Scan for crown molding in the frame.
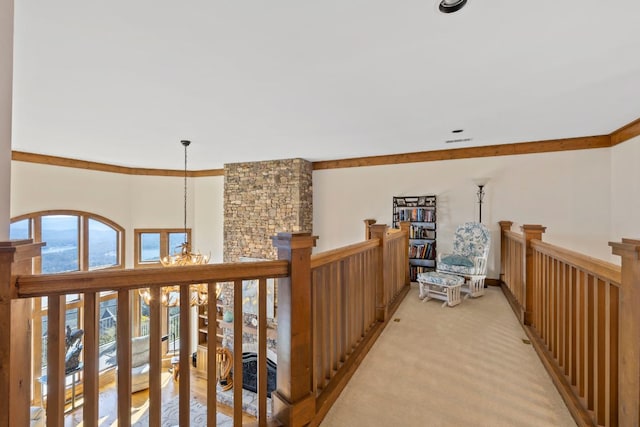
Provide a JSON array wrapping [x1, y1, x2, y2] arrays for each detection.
[[312, 135, 611, 170], [610, 117, 640, 146], [11, 151, 224, 177], [10, 116, 640, 174]]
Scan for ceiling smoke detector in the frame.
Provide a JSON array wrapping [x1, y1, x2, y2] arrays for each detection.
[[439, 0, 467, 13]]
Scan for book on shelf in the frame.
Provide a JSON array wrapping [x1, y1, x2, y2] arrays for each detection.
[[409, 225, 436, 239], [409, 242, 436, 260], [397, 208, 435, 223]]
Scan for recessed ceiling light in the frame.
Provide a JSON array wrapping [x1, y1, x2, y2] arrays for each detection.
[[439, 0, 468, 14]]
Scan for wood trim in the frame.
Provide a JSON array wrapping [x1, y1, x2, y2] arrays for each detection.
[[10, 117, 639, 173], [16, 260, 290, 297], [132, 228, 191, 268], [11, 151, 224, 177], [312, 135, 612, 170], [610, 117, 640, 146], [524, 324, 594, 427]]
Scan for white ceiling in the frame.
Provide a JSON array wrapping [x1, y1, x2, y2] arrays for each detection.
[[10, 1, 640, 170]]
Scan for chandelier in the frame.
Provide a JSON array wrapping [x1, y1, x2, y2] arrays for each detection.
[[138, 140, 220, 307]]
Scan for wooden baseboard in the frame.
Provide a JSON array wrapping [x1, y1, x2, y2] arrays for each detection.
[[499, 282, 525, 324], [523, 326, 594, 427], [485, 278, 501, 287], [496, 284, 594, 426]]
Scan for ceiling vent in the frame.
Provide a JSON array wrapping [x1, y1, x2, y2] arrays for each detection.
[[445, 137, 472, 144], [439, 0, 468, 13]]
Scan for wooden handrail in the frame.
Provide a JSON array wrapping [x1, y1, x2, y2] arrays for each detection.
[[311, 239, 379, 269], [15, 260, 289, 297], [504, 229, 525, 242], [531, 240, 621, 285]]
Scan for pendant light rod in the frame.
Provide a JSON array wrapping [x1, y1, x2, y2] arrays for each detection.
[[181, 139, 191, 246]]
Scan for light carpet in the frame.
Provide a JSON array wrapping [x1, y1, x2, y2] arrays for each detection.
[[132, 395, 232, 427], [321, 285, 576, 427]]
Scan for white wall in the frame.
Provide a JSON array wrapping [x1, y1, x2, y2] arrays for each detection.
[[10, 144, 627, 278], [0, 0, 13, 240], [194, 176, 224, 263], [313, 148, 613, 278], [10, 162, 190, 267], [611, 135, 640, 250]]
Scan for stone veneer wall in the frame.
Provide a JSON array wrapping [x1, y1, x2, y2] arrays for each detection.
[[223, 158, 313, 262], [221, 158, 313, 350]]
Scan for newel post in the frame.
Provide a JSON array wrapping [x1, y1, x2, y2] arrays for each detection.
[[498, 221, 513, 285], [0, 240, 43, 427], [370, 224, 390, 322], [520, 225, 546, 326], [363, 219, 377, 240], [271, 232, 318, 427], [398, 222, 411, 286], [609, 238, 640, 426]]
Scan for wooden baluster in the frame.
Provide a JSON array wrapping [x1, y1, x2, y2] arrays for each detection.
[[206, 282, 218, 427], [47, 295, 66, 427], [257, 278, 268, 426], [83, 291, 100, 427], [0, 240, 41, 427], [233, 279, 243, 426], [116, 289, 132, 426], [609, 238, 640, 426], [149, 286, 162, 427], [179, 284, 191, 427], [271, 232, 318, 427]]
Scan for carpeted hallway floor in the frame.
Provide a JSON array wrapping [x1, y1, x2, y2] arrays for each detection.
[[321, 285, 576, 427]]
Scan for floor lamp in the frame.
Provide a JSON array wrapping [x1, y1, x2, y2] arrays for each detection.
[[473, 178, 489, 223]]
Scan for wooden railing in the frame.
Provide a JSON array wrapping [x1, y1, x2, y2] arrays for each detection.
[[499, 221, 639, 427], [308, 223, 409, 424], [0, 223, 410, 427]]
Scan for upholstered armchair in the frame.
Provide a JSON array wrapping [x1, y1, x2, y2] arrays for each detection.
[[437, 222, 491, 297], [131, 335, 150, 393]]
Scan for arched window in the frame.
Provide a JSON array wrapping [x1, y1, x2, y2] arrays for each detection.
[[10, 211, 125, 401], [11, 210, 125, 273]]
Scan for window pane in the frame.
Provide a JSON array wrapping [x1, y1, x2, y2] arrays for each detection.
[[169, 232, 187, 256], [40, 315, 48, 371], [88, 218, 118, 269], [140, 233, 160, 262], [99, 298, 117, 370], [140, 300, 150, 336], [41, 215, 79, 273], [168, 306, 181, 352], [9, 219, 30, 239]]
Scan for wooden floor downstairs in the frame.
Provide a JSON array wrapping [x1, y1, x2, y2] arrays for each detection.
[[62, 370, 255, 426], [58, 285, 576, 426]]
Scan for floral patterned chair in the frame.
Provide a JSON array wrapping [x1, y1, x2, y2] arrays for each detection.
[[437, 222, 491, 298]]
